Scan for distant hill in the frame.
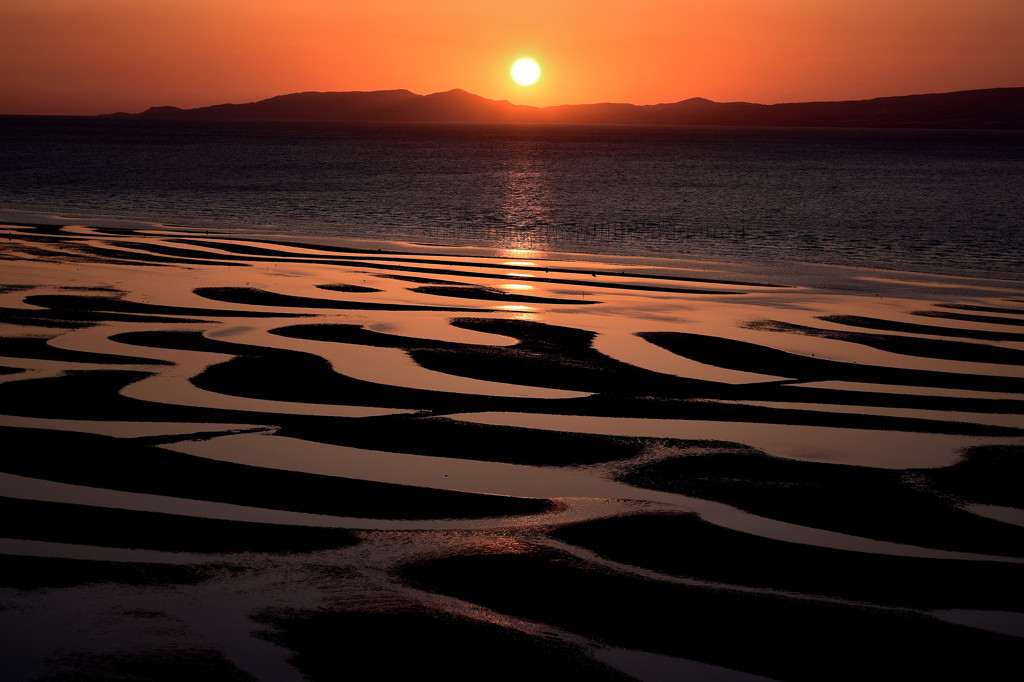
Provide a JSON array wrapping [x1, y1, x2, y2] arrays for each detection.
[[102, 87, 1024, 129]]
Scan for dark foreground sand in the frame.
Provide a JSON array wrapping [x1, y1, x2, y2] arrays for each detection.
[[1, 222, 1023, 681]]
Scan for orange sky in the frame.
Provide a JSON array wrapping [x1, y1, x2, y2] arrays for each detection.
[[2, 0, 1022, 115]]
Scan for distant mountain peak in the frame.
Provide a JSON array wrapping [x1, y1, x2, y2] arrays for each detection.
[[140, 105, 185, 115]]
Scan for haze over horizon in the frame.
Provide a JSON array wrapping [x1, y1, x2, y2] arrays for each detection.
[[2, 1, 1023, 116]]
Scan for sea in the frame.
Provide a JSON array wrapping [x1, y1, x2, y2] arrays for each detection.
[[2, 115, 1022, 279]]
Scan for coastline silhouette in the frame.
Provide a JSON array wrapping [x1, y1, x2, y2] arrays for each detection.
[[100, 87, 1024, 129]]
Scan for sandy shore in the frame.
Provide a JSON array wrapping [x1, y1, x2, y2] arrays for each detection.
[[1, 221, 1023, 681]]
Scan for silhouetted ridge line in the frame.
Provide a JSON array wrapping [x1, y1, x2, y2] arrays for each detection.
[[101, 87, 1024, 129]]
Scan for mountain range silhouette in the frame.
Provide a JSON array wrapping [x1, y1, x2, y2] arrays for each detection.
[[104, 87, 1024, 129]]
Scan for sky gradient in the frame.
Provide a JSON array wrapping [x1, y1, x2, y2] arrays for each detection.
[[2, 0, 1023, 116]]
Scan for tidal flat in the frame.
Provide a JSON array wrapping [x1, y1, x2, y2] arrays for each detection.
[[1, 222, 1023, 681]]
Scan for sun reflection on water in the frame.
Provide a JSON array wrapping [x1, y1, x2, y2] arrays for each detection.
[[494, 147, 556, 257]]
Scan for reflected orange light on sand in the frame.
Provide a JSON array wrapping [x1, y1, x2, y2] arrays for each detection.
[[502, 283, 534, 291], [504, 272, 535, 278], [503, 261, 537, 267]]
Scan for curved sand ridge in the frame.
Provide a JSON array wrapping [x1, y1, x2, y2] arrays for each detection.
[[2, 223, 1024, 681]]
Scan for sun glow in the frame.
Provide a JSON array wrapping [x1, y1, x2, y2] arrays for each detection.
[[511, 58, 541, 86]]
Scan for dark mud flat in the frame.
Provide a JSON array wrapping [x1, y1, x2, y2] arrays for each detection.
[[0, 554, 214, 590], [1, 224, 1023, 681], [552, 513, 1024, 610], [258, 608, 633, 682], [0, 426, 553, 520], [615, 446, 1024, 555], [402, 547, 1023, 682], [0, 496, 358, 553]]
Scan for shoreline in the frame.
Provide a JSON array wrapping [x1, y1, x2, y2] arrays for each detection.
[[4, 205, 1024, 288]]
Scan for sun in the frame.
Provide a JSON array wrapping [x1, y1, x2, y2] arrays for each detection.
[[511, 58, 541, 86]]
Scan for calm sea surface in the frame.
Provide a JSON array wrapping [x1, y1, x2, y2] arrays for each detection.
[[2, 116, 1022, 279]]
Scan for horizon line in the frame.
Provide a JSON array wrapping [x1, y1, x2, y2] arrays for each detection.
[[2, 84, 1023, 118], [132, 84, 1024, 114]]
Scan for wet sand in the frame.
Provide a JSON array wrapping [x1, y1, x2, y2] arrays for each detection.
[[1, 222, 1023, 681]]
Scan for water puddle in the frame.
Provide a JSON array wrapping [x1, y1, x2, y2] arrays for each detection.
[[791, 381, 1024, 400], [718, 399, 1024, 430], [441, 412, 1022, 469]]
